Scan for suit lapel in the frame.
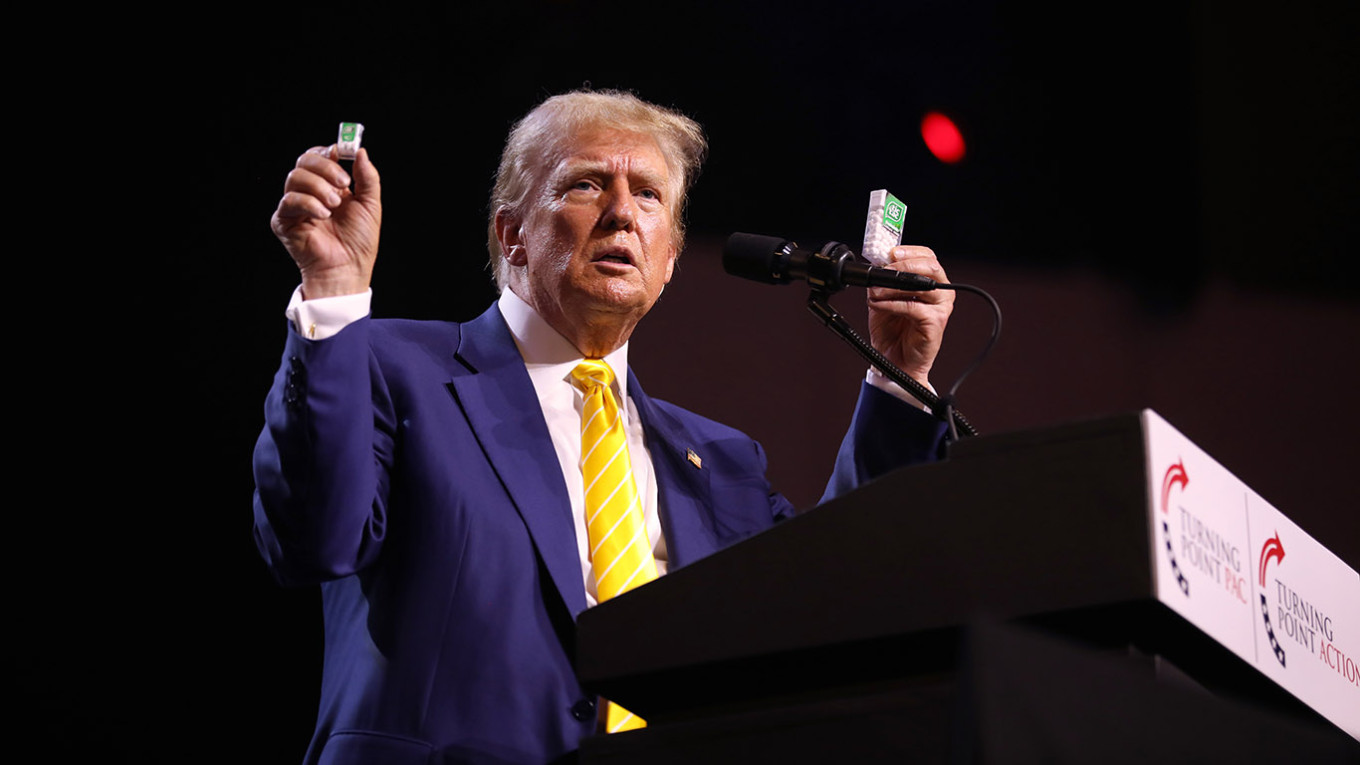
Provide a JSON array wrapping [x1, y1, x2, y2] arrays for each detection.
[[446, 306, 589, 618], [628, 370, 718, 569]]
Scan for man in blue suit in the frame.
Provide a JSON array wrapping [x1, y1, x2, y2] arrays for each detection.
[[254, 90, 954, 764]]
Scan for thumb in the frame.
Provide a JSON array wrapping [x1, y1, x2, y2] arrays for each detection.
[[352, 148, 382, 207]]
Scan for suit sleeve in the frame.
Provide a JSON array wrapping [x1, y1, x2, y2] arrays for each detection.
[[819, 381, 949, 504], [252, 317, 395, 586]]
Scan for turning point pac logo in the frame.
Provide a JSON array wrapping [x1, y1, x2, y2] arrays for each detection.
[[1159, 459, 1248, 605], [1160, 460, 1191, 596]]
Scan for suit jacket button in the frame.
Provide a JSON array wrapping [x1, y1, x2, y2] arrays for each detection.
[[570, 699, 596, 721]]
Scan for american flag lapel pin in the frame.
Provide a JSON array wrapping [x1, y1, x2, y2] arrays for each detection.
[[686, 449, 702, 469]]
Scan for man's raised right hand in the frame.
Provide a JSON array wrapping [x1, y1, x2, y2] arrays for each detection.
[[270, 145, 382, 299]]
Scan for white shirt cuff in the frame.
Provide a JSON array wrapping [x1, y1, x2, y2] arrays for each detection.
[[285, 286, 372, 340], [865, 366, 934, 412]]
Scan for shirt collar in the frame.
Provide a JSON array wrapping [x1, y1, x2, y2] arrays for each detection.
[[498, 288, 630, 401]]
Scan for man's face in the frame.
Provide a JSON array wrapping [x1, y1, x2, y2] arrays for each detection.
[[503, 127, 677, 349]]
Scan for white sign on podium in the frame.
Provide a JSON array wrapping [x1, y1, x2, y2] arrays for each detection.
[[1143, 410, 1359, 739]]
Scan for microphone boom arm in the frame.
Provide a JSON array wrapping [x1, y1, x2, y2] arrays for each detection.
[[805, 287, 979, 439]]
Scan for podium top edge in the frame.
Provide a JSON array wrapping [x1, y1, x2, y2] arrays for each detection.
[[948, 409, 1154, 461]]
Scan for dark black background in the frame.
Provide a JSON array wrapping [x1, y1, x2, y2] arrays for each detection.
[[27, 2, 1357, 760]]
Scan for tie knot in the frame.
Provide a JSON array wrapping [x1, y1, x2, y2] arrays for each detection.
[[571, 359, 615, 392]]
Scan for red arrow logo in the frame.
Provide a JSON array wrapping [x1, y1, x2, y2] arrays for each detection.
[[1161, 460, 1189, 514], [1259, 532, 1286, 587]]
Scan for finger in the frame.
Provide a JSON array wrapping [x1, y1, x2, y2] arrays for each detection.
[[294, 146, 352, 190], [351, 148, 382, 206], [869, 288, 953, 309], [869, 270, 955, 306], [282, 166, 347, 209], [303, 144, 341, 162], [275, 190, 334, 222], [886, 245, 949, 284]]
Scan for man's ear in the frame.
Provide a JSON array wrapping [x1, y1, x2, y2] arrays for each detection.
[[494, 207, 527, 266]]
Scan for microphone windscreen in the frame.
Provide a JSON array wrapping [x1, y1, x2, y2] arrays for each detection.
[[722, 233, 791, 284]]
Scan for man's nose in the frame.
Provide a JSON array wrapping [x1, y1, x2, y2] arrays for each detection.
[[600, 185, 637, 231]]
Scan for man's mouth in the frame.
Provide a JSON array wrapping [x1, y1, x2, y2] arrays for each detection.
[[593, 248, 635, 267]]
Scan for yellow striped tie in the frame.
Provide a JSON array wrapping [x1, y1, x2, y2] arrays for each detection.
[[572, 359, 656, 733]]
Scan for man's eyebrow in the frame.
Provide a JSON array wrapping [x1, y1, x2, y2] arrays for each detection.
[[547, 159, 607, 187], [630, 166, 669, 188], [556, 158, 608, 176], [552, 159, 669, 190]]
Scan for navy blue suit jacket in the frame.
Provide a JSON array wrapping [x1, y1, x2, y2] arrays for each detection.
[[253, 304, 946, 765]]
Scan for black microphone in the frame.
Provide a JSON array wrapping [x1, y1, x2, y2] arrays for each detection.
[[723, 232, 939, 293]]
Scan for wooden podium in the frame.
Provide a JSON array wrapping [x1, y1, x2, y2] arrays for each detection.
[[575, 412, 1358, 762]]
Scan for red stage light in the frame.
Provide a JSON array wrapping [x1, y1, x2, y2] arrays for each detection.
[[921, 112, 966, 164]]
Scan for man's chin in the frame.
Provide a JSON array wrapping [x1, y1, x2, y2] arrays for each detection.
[[576, 283, 657, 318]]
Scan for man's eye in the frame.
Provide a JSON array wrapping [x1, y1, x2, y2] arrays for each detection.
[[638, 188, 660, 200]]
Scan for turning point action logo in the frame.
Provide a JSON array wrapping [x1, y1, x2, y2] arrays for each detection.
[[1258, 533, 1288, 666], [1258, 532, 1357, 687]]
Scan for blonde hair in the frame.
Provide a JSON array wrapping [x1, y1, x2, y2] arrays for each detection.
[[487, 89, 707, 289]]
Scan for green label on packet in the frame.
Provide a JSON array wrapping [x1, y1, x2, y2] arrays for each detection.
[[882, 193, 906, 235], [340, 123, 358, 141]]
